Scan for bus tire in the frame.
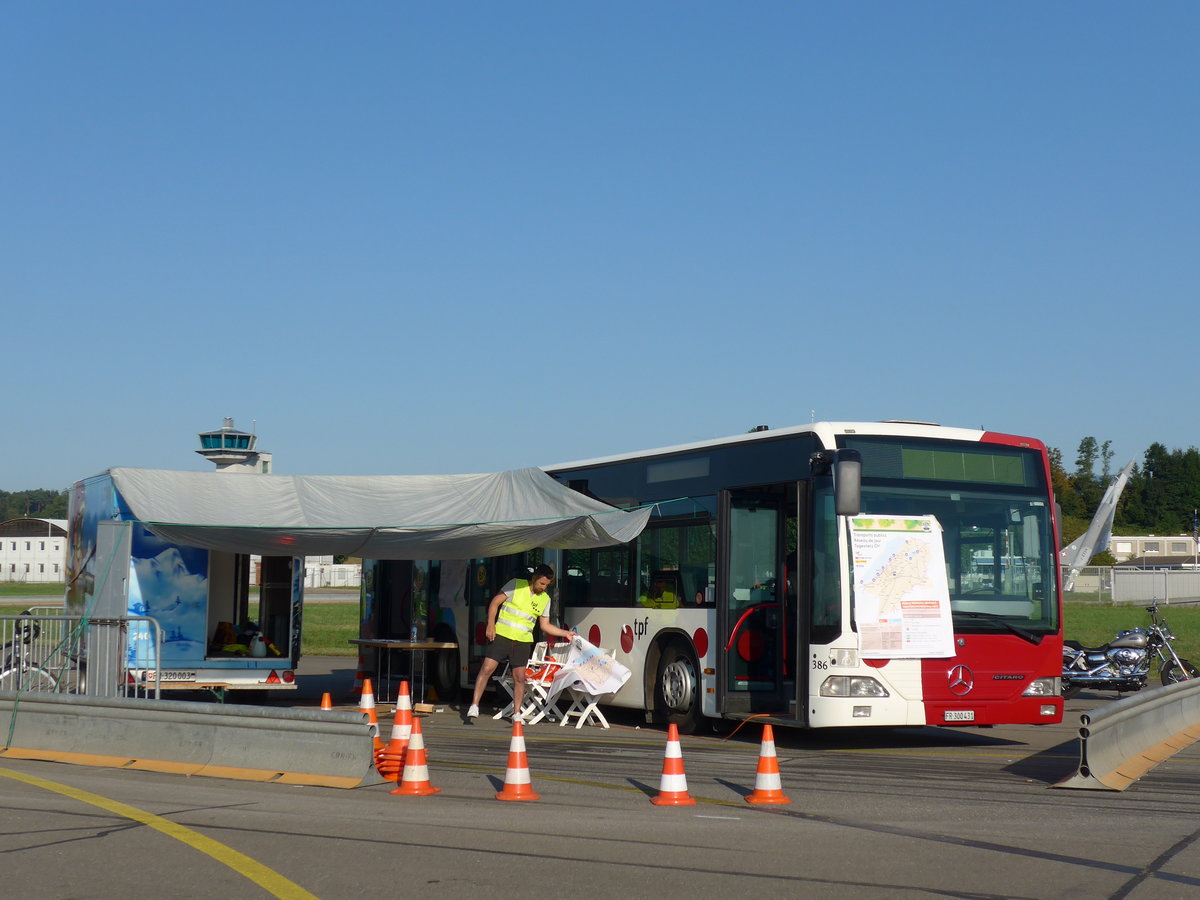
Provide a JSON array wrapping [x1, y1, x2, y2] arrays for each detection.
[[431, 625, 461, 701], [656, 640, 702, 734]]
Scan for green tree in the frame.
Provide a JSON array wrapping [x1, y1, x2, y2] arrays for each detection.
[[1049, 446, 1085, 519], [1116, 443, 1200, 535], [0, 490, 69, 522], [1073, 436, 1102, 511]]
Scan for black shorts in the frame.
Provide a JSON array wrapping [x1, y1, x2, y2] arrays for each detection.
[[484, 635, 534, 668]]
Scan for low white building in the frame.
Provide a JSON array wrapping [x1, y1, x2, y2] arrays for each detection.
[[247, 554, 361, 588], [1109, 534, 1199, 564], [0, 518, 67, 584]]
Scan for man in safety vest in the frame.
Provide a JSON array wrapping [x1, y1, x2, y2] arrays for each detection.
[[639, 574, 680, 609], [467, 563, 578, 721]]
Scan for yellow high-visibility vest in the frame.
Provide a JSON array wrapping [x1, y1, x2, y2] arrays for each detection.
[[640, 589, 679, 609], [495, 580, 549, 642]]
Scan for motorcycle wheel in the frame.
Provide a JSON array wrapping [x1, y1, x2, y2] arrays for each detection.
[[1160, 658, 1200, 686], [1062, 682, 1083, 700]]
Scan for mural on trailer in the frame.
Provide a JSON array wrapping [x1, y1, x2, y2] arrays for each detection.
[[68, 475, 210, 663], [66, 476, 113, 608], [290, 557, 304, 662], [128, 529, 208, 662]]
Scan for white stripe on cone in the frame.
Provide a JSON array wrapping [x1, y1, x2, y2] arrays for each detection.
[[401, 733, 430, 782], [755, 739, 781, 788], [658, 772, 689, 791], [503, 732, 532, 784], [754, 770, 783, 790], [504, 768, 532, 786]]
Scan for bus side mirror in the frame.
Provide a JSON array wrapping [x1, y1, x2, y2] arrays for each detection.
[[834, 449, 862, 517]]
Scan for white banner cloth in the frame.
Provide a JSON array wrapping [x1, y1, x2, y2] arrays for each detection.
[[545, 637, 631, 702]]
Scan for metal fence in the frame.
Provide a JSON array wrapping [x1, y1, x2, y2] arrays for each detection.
[[1065, 567, 1200, 606], [0, 613, 162, 699]]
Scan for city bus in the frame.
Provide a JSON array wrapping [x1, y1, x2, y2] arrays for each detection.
[[362, 421, 1064, 732]]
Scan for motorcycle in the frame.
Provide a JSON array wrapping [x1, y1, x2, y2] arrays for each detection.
[[1062, 603, 1199, 699]]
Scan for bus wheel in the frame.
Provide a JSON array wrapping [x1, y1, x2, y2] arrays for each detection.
[[656, 640, 701, 734]]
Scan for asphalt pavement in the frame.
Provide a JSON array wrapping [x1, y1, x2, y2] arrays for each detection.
[[2, 645, 1200, 897]]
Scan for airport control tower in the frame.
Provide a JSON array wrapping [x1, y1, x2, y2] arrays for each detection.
[[196, 418, 272, 473]]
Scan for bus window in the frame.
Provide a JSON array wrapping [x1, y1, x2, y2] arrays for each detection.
[[810, 490, 842, 644], [561, 546, 635, 608], [637, 521, 716, 608], [562, 549, 591, 606]]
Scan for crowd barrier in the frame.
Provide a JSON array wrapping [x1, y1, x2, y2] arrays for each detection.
[[1055, 678, 1200, 791], [0, 691, 382, 789]]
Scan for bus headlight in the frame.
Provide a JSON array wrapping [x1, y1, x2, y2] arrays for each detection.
[[1021, 677, 1060, 697], [820, 676, 890, 698]]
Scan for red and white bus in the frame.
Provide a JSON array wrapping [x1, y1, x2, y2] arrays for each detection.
[[364, 421, 1064, 732]]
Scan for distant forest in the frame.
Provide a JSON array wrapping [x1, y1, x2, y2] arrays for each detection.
[[1052, 437, 1200, 563], [0, 489, 69, 522], [5, 437, 1197, 565]]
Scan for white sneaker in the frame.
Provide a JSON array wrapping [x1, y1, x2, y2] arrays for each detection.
[[511, 712, 524, 724], [467, 704, 479, 719]]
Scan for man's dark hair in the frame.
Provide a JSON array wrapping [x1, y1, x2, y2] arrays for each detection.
[[531, 563, 555, 581]]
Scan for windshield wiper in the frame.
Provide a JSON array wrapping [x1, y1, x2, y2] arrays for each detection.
[[954, 611, 1042, 645]]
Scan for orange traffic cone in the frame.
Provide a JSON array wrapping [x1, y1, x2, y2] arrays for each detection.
[[496, 720, 540, 801], [359, 678, 383, 754], [650, 723, 696, 806], [745, 724, 791, 805], [391, 716, 440, 796], [377, 682, 414, 781], [320, 691, 333, 711], [347, 653, 370, 698], [393, 680, 414, 742]]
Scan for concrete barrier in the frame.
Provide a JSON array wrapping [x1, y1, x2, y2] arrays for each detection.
[[0, 691, 384, 789], [1054, 678, 1200, 791]]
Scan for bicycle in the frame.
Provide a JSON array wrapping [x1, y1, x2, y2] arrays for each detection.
[[0, 612, 65, 693]]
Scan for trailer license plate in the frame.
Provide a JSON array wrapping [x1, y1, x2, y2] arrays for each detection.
[[153, 671, 196, 682], [944, 710, 975, 722]]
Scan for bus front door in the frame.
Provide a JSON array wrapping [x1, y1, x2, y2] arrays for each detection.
[[719, 489, 788, 714]]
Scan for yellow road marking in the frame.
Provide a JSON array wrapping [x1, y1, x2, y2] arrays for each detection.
[[0, 765, 318, 900]]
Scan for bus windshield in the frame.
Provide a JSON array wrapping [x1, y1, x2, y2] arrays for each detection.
[[844, 437, 1059, 635]]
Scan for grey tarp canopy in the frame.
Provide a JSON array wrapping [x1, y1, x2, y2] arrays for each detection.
[[108, 467, 651, 559]]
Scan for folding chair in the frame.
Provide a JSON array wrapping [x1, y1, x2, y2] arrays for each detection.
[[492, 641, 570, 724]]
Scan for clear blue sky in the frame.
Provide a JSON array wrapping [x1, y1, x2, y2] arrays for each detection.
[[4, 2, 1196, 491]]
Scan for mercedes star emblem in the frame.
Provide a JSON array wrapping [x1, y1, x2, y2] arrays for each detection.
[[948, 664, 973, 696]]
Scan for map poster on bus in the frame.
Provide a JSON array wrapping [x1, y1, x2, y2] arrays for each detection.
[[850, 515, 955, 659]]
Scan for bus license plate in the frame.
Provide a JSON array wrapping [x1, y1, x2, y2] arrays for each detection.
[[944, 710, 975, 722]]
